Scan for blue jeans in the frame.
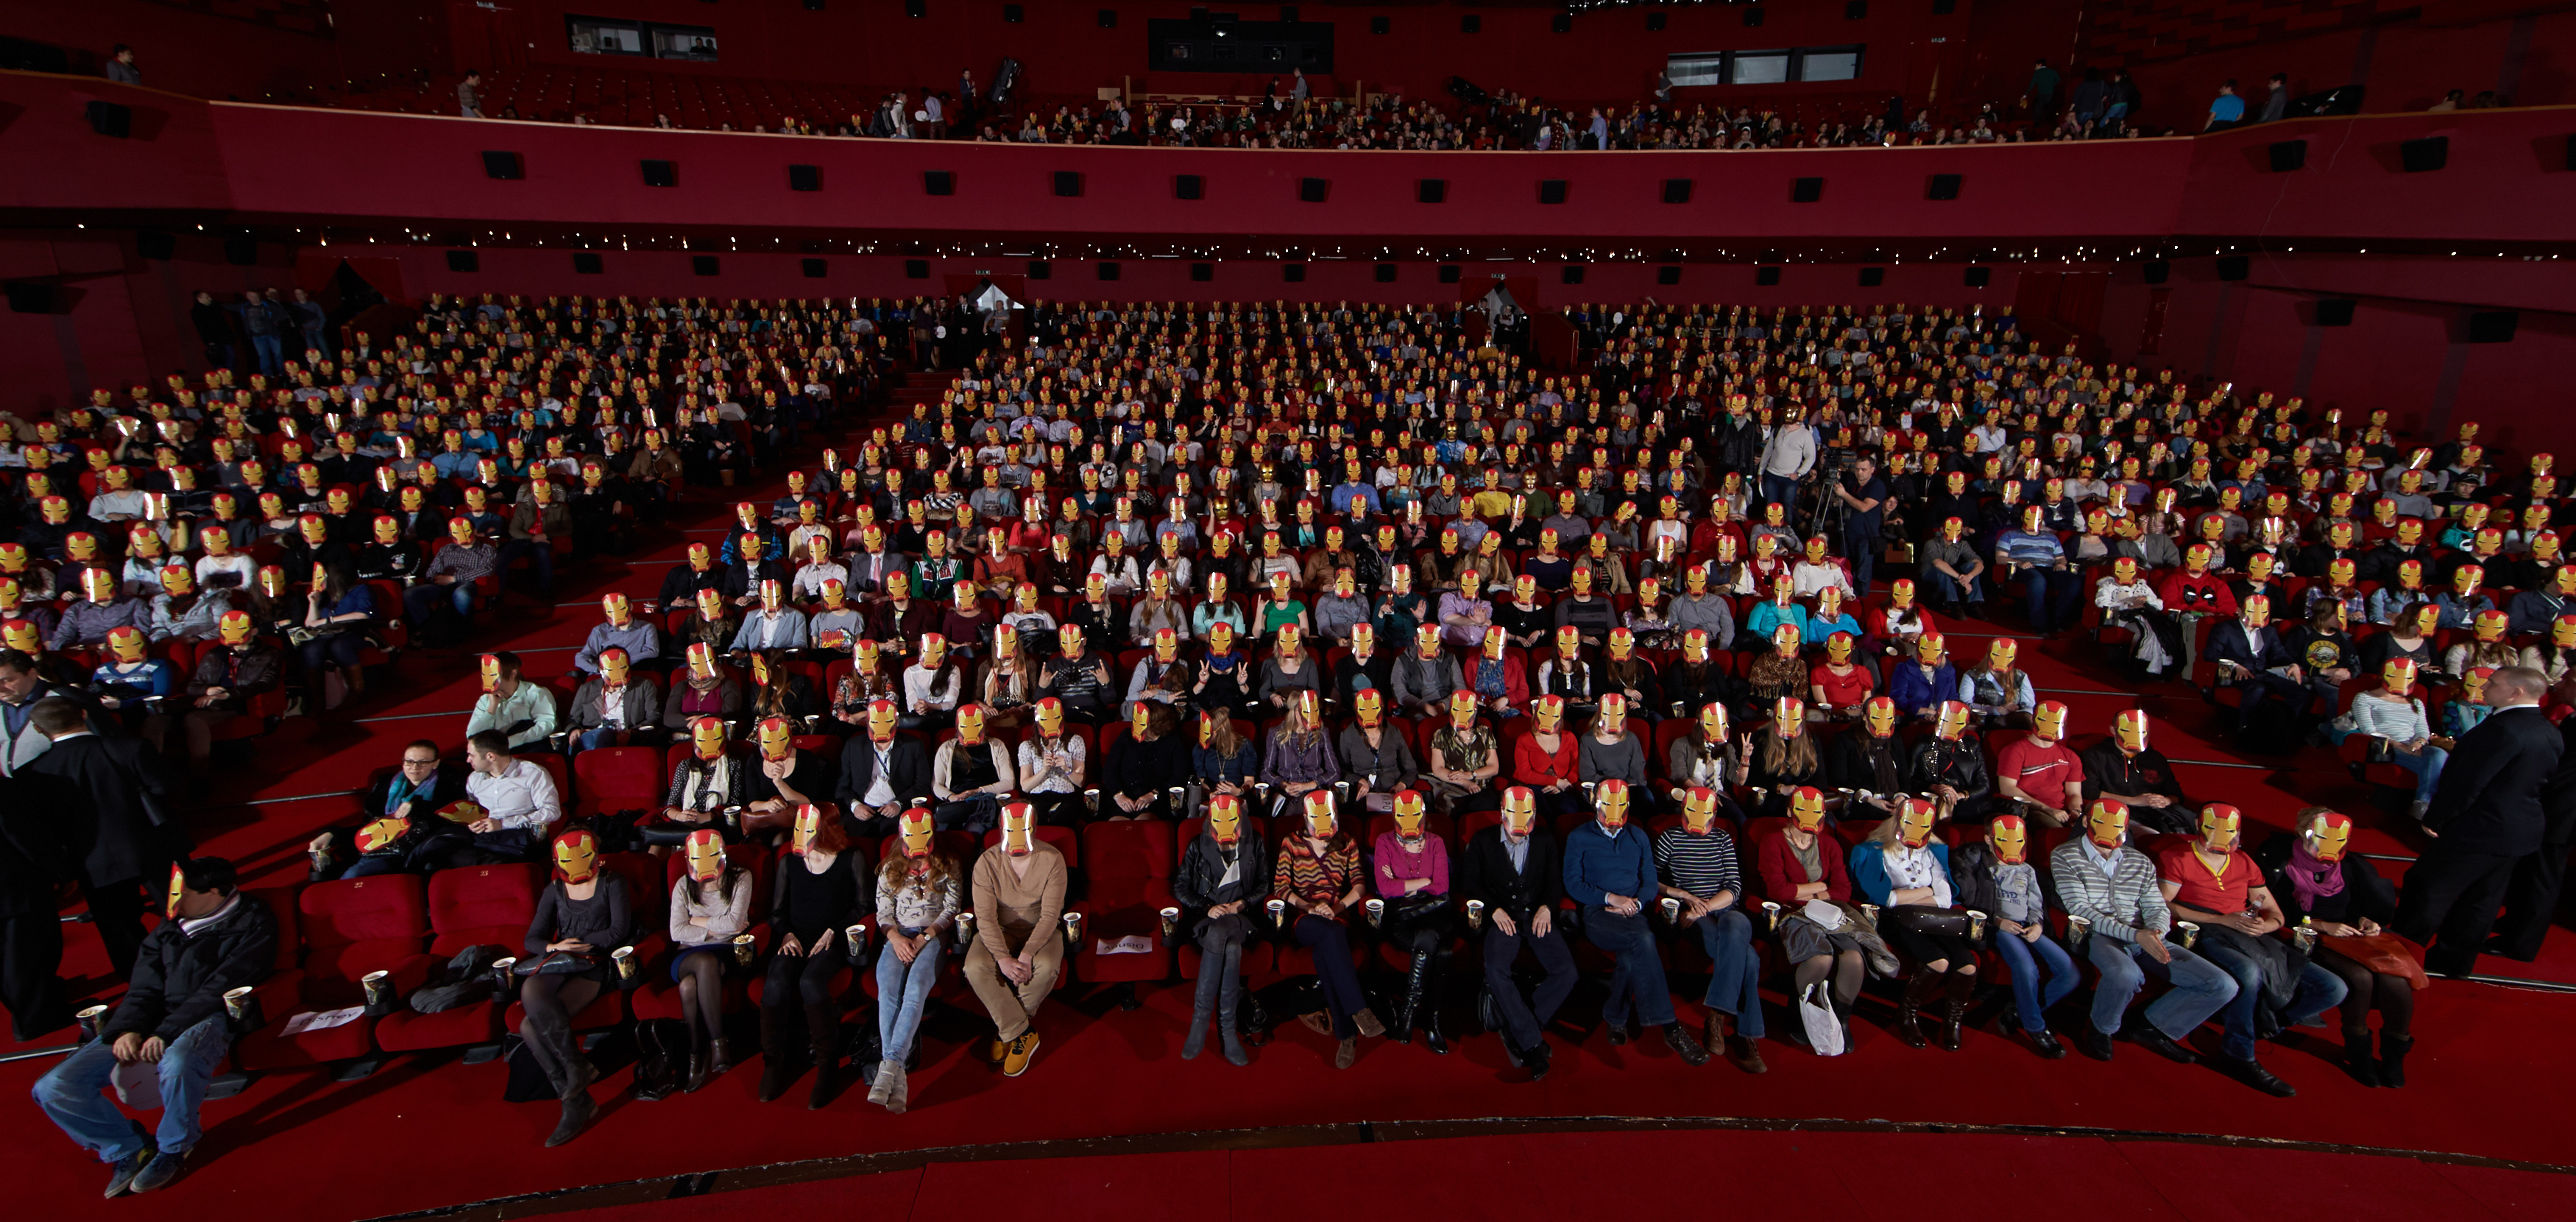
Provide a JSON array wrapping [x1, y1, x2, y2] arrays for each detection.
[[1691, 906, 1764, 1038], [342, 855, 408, 878], [2087, 935, 2237, 1040], [874, 930, 944, 1062], [2388, 744, 2449, 802], [1758, 475, 1801, 523], [35, 1016, 228, 1161], [1922, 568, 1985, 606], [572, 727, 626, 755], [1585, 906, 1677, 1028], [250, 333, 283, 377], [1993, 929, 2079, 1032], [499, 540, 556, 595], [2198, 943, 2349, 1060], [402, 582, 475, 625], [2013, 565, 2084, 631]]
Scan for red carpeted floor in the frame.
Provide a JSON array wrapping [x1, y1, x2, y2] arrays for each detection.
[[546, 1133, 2576, 1222], [4, 391, 2574, 1218]]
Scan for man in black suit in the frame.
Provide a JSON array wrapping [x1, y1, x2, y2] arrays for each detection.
[[0, 771, 76, 1042], [835, 699, 932, 837], [2204, 595, 2306, 744], [2490, 713, 2576, 961], [1457, 786, 1573, 1078], [2398, 667, 2563, 976], [19, 697, 188, 979]]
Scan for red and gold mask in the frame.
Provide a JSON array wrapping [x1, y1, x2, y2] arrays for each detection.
[[899, 807, 935, 859], [1896, 797, 1938, 848], [2303, 810, 2354, 863], [1774, 696, 1806, 736], [1935, 700, 1972, 741], [2085, 799, 2129, 850], [2032, 700, 2067, 742], [1302, 789, 1338, 838], [551, 829, 602, 883], [690, 716, 727, 760], [2197, 803, 2243, 852], [1000, 802, 1037, 856], [1789, 785, 1827, 832], [682, 827, 726, 881]]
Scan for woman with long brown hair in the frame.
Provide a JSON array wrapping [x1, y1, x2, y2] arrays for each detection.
[[667, 831, 753, 1091], [1749, 696, 1823, 819], [866, 814, 962, 1114]]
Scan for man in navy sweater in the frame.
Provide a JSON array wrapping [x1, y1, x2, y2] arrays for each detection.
[[1563, 780, 1709, 1064]]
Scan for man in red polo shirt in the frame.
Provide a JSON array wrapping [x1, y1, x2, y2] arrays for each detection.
[[1995, 700, 2084, 827]]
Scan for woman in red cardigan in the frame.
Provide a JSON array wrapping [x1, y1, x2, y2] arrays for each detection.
[[1755, 791, 1866, 1050], [1512, 694, 1583, 819]]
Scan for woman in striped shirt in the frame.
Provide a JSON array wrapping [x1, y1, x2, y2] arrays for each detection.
[[1273, 792, 1382, 1067], [1655, 789, 1766, 1073]]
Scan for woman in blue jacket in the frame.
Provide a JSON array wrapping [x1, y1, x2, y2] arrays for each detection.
[[1850, 799, 1978, 1052]]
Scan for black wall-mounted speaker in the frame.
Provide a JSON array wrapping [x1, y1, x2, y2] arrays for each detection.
[[1097, 261, 1120, 280], [2268, 140, 2306, 172], [573, 252, 604, 275], [1859, 266, 1886, 287], [1662, 178, 1693, 204], [2315, 298, 2355, 326], [1561, 265, 1585, 284], [802, 258, 829, 278], [1190, 263, 1214, 282], [1791, 177, 1824, 202], [788, 164, 822, 191], [1174, 174, 1203, 199], [85, 99, 130, 138], [2217, 255, 2250, 281], [1657, 266, 1682, 286], [1053, 170, 1083, 197], [2468, 310, 2518, 342], [445, 250, 479, 272], [1538, 180, 1568, 205], [2400, 136, 2448, 172], [1375, 264, 1397, 283], [1755, 266, 1781, 286], [1437, 265, 1460, 283], [481, 150, 525, 180], [1964, 266, 1991, 287], [640, 159, 679, 187], [923, 170, 955, 195], [1284, 264, 1306, 283], [2142, 259, 2170, 283], [1418, 179, 1446, 203], [1027, 260, 1051, 280], [904, 259, 930, 279], [223, 239, 257, 266], [136, 231, 174, 261], [1927, 172, 1962, 199], [1298, 177, 1328, 202], [691, 255, 720, 276]]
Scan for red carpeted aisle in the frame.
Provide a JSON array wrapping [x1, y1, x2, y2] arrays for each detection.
[[551, 1133, 2576, 1222], [4, 386, 2575, 1217]]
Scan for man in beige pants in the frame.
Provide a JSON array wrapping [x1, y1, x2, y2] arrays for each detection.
[[965, 802, 1068, 1076]]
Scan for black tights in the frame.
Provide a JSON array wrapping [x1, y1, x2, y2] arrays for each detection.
[[674, 950, 727, 1043], [519, 973, 604, 1095], [1794, 949, 1865, 1005], [2319, 949, 2414, 1038]]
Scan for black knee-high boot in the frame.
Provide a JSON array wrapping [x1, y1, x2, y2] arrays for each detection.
[[1896, 967, 1941, 1049], [1938, 970, 1975, 1051], [757, 1005, 794, 1102], [1217, 942, 1250, 1066], [805, 1001, 842, 1109]]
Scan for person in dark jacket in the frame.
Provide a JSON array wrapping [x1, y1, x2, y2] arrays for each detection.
[[1171, 792, 1270, 1066], [1100, 702, 1189, 821], [19, 697, 186, 980], [835, 699, 933, 836], [2258, 808, 2420, 1087], [2397, 667, 2562, 976], [2205, 596, 2307, 744], [0, 771, 75, 1042], [1458, 787, 1577, 1075], [305, 741, 473, 880], [2493, 713, 2576, 963], [35, 856, 275, 1196]]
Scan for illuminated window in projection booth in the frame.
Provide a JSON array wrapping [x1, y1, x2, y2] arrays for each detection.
[[1665, 46, 1865, 86]]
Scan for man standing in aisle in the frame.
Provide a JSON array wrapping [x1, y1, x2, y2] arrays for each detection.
[[2397, 667, 2559, 975]]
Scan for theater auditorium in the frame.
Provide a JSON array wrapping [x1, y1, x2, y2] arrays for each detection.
[[2, 1, 2575, 1217]]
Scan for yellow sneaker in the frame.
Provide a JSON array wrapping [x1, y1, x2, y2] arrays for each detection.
[[1001, 1030, 1041, 1078]]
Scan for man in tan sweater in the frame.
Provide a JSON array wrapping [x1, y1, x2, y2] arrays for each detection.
[[966, 802, 1068, 1076]]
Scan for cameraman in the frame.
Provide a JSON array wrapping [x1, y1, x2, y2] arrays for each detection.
[[1833, 454, 1891, 594]]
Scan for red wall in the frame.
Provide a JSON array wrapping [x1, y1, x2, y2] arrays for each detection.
[[2094, 254, 2576, 459]]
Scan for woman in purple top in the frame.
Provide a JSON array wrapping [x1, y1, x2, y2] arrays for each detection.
[[1371, 792, 1456, 1052]]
